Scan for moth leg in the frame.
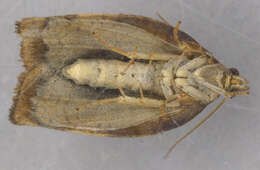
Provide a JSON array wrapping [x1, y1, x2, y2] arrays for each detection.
[[75, 86, 129, 111], [172, 43, 202, 82], [175, 78, 211, 104], [93, 31, 141, 62], [171, 51, 186, 92], [172, 53, 208, 94], [121, 47, 138, 74], [122, 57, 135, 74], [173, 50, 205, 85], [118, 86, 127, 98], [93, 31, 141, 74], [117, 84, 178, 108], [173, 21, 182, 45], [175, 56, 208, 78], [76, 98, 121, 111], [173, 51, 185, 76], [93, 31, 158, 73], [182, 42, 205, 56], [123, 48, 157, 74], [118, 84, 144, 104], [173, 21, 205, 55]]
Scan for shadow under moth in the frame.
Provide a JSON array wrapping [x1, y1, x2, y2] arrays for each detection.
[[10, 14, 249, 157]]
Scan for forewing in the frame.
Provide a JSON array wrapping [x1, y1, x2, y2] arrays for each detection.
[[17, 14, 201, 66], [32, 91, 206, 137]]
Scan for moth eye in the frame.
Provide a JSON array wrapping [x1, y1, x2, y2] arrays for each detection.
[[229, 68, 239, 76]]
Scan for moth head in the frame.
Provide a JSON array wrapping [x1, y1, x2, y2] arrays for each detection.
[[222, 68, 249, 97], [194, 64, 249, 97]]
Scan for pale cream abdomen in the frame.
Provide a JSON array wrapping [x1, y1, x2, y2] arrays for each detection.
[[62, 59, 163, 96]]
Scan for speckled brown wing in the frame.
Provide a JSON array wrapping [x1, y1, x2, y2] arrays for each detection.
[[10, 14, 206, 137]]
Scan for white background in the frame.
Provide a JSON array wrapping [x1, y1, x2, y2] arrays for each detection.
[[1, 0, 259, 170]]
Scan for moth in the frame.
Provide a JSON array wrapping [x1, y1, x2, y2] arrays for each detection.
[[10, 14, 249, 156]]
